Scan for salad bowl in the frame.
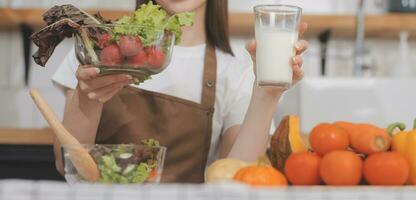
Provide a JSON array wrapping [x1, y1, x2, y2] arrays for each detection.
[[75, 24, 175, 83], [31, 2, 194, 84], [62, 143, 166, 184]]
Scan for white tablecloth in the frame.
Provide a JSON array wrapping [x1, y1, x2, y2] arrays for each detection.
[[0, 180, 415, 200]]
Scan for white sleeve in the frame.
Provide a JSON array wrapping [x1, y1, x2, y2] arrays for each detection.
[[51, 47, 79, 91], [222, 56, 276, 134]]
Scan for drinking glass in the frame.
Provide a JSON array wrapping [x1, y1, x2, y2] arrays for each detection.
[[254, 5, 302, 88]]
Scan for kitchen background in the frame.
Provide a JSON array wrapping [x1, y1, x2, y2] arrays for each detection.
[[0, 0, 415, 180]]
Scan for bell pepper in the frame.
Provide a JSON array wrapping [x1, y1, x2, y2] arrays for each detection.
[[388, 118, 416, 185], [387, 122, 407, 153]]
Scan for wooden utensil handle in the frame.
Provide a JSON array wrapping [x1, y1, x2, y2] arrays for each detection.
[[29, 89, 100, 182], [29, 89, 80, 146]]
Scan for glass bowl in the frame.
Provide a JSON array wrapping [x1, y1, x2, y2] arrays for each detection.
[[62, 144, 166, 184], [74, 24, 175, 83]]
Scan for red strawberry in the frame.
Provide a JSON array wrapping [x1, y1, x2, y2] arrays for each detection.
[[145, 46, 165, 68], [127, 50, 148, 67], [98, 33, 112, 48], [100, 44, 123, 67], [119, 36, 143, 57]]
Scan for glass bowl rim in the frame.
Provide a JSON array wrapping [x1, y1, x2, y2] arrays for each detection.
[[61, 143, 167, 151], [80, 24, 170, 32]]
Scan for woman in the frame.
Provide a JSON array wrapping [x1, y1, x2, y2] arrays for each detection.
[[52, 0, 308, 183]]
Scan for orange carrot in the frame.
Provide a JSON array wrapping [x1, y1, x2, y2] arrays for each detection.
[[334, 121, 391, 155]]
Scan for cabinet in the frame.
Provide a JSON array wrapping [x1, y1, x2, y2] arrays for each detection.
[[0, 144, 63, 180]]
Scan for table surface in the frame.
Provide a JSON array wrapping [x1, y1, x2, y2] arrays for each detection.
[[0, 128, 54, 145], [0, 180, 415, 200]]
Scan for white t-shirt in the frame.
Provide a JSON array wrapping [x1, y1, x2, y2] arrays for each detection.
[[52, 44, 268, 164]]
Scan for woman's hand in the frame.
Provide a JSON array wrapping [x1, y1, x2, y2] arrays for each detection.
[[246, 22, 309, 96], [76, 66, 135, 103]]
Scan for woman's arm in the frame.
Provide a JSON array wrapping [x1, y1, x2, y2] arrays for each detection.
[[219, 23, 309, 162], [53, 88, 103, 174], [53, 67, 134, 174], [218, 89, 282, 161]]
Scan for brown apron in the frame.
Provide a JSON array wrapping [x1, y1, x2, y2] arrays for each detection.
[[96, 45, 217, 183]]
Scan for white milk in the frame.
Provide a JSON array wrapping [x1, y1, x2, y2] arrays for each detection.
[[255, 27, 298, 87]]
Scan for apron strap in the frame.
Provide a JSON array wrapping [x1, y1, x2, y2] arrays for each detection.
[[201, 45, 217, 108]]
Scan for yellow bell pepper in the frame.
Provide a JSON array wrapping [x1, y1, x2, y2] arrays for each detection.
[[388, 119, 416, 185], [387, 122, 407, 153]]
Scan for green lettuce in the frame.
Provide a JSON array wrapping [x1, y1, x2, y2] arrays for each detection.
[[101, 155, 121, 173], [113, 1, 195, 45], [128, 163, 153, 183], [97, 152, 154, 184], [142, 139, 160, 147]]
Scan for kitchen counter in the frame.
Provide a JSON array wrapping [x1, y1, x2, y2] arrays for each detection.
[[0, 180, 415, 200], [0, 129, 61, 181], [0, 128, 53, 145]]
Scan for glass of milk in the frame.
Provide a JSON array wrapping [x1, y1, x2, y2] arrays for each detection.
[[254, 5, 302, 88]]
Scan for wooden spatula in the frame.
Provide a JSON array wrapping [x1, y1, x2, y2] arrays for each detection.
[[29, 89, 100, 182]]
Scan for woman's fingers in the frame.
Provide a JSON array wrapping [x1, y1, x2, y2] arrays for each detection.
[[291, 55, 304, 68], [79, 74, 133, 93], [87, 79, 134, 102], [96, 82, 129, 103], [294, 23, 308, 85], [86, 80, 125, 100], [295, 40, 309, 55], [291, 55, 304, 84], [299, 22, 308, 38], [76, 67, 100, 81], [76, 65, 135, 102], [97, 89, 122, 103], [246, 40, 256, 56], [292, 63, 304, 83], [87, 74, 133, 90], [246, 40, 257, 66]]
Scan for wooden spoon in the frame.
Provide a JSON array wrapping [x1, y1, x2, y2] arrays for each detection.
[[29, 89, 100, 182]]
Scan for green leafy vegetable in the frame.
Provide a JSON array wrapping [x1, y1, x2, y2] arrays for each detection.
[[101, 155, 122, 173], [91, 143, 159, 184], [165, 12, 195, 43], [129, 163, 154, 183], [99, 157, 153, 184], [142, 139, 160, 147], [112, 144, 130, 157], [113, 1, 195, 45]]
